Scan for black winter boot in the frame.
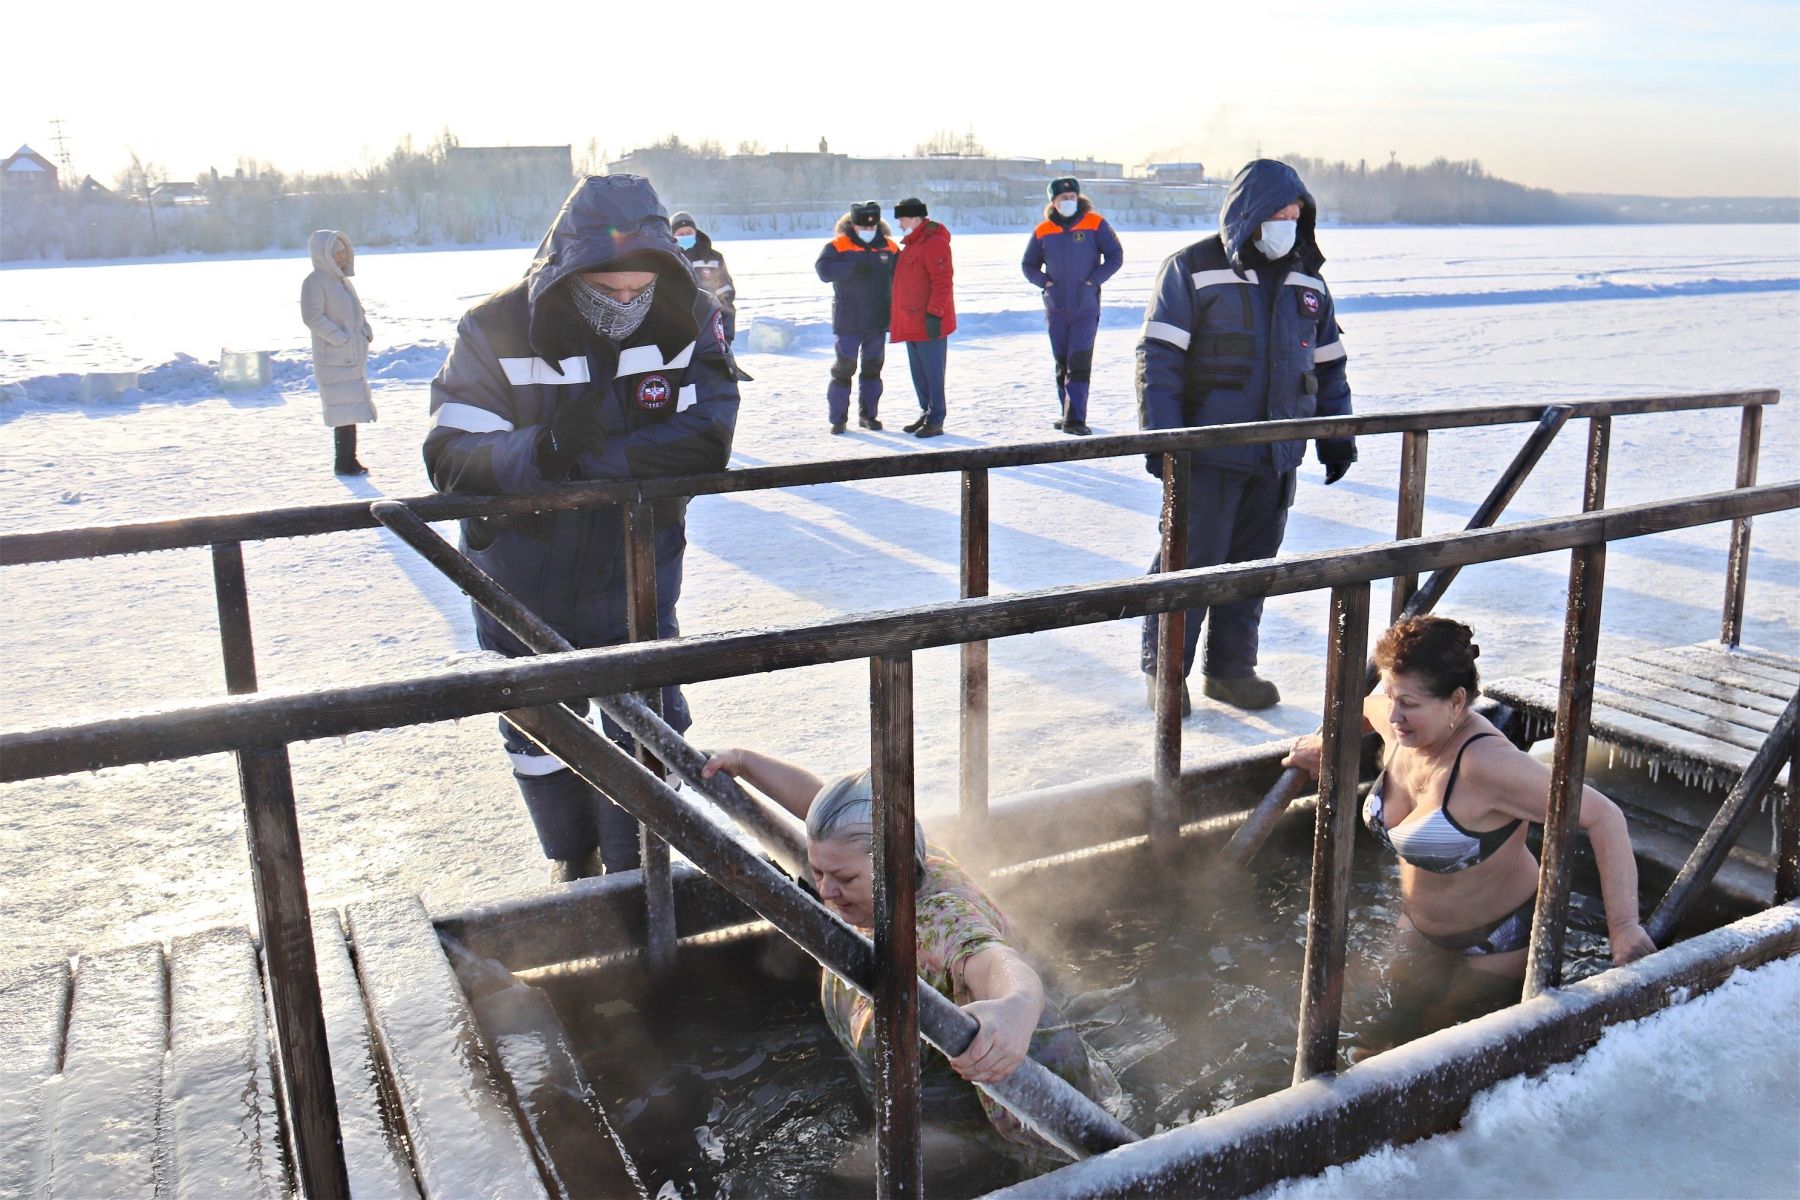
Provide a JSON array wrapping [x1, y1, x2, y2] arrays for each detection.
[[334, 425, 368, 475]]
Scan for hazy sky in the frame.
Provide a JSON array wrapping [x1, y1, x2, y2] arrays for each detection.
[[8, 0, 1798, 196]]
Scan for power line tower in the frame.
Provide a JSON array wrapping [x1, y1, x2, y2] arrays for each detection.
[[50, 116, 74, 181]]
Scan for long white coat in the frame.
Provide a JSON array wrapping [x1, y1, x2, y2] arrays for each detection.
[[300, 230, 377, 426]]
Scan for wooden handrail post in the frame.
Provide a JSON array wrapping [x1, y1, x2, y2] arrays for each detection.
[[1151, 451, 1191, 860], [1722, 404, 1762, 646], [1293, 581, 1371, 1083], [1391, 430, 1429, 623], [210, 543, 348, 1199], [1523, 535, 1608, 999], [1776, 723, 1799, 907], [960, 467, 991, 833], [625, 501, 677, 977], [870, 653, 922, 1198]]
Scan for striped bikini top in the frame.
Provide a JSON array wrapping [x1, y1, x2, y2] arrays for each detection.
[[1363, 733, 1521, 874]]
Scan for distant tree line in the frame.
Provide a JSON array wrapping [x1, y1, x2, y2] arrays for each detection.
[[2, 134, 1792, 263]]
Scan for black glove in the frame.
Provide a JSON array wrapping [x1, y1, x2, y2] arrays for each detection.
[[925, 313, 942, 340], [1323, 460, 1352, 485], [539, 398, 607, 477]]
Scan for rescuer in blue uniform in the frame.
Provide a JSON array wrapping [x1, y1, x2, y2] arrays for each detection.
[[1021, 176, 1122, 435], [815, 201, 900, 432]]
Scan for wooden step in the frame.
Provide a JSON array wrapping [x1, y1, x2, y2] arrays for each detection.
[[1656, 646, 1798, 698], [310, 909, 421, 1198], [1591, 665, 1778, 738], [1598, 657, 1789, 720], [47, 943, 167, 1197], [161, 928, 285, 1198], [347, 897, 547, 1199], [0, 962, 71, 1199]]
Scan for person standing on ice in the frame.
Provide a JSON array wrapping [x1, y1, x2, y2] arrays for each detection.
[[1137, 159, 1356, 714], [301, 230, 375, 476], [670, 211, 738, 344], [1021, 176, 1122, 437], [424, 175, 741, 882], [888, 197, 956, 438], [815, 200, 900, 433]]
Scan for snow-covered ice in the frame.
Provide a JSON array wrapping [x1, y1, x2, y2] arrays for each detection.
[[1, 221, 1796, 1192]]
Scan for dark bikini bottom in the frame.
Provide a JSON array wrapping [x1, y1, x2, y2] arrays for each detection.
[[1417, 894, 1537, 956]]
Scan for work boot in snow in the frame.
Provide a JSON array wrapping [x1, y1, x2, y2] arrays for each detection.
[[1202, 673, 1281, 711], [903, 413, 929, 433], [549, 850, 604, 884]]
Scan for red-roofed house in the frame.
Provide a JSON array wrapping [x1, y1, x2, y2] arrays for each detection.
[[2, 145, 59, 192]]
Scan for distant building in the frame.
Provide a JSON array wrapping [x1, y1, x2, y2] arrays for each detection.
[[1144, 162, 1207, 185], [2, 144, 58, 192], [1044, 158, 1125, 181], [150, 180, 205, 205], [446, 145, 574, 193]]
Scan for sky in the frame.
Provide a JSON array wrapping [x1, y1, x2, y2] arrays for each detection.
[[6, 0, 1798, 197]]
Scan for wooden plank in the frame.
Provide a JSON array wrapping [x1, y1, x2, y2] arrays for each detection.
[[310, 910, 420, 1199], [1723, 643, 1800, 673], [1594, 664, 1778, 735], [1585, 676, 1774, 751], [48, 943, 166, 1198], [0, 962, 71, 1200], [1598, 656, 1788, 719], [1675, 643, 1800, 688], [1486, 678, 1789, 794], [346, 897, 547, 1200], [162, 928, 284, 1199], [1659, 645, 1799, 695]]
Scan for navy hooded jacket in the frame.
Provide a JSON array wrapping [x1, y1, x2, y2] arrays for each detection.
[[424, 174, 740, 652], [1135, 159, 1353, 477]]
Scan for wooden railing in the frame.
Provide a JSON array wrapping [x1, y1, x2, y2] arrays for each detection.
[[1, 389, 1784, 1198]]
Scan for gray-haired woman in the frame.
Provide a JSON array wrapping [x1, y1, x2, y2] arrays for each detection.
[[701, 748, 1119, 1167]]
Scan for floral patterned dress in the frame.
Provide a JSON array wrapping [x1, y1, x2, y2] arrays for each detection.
[[820, 849, 1119, 1163]]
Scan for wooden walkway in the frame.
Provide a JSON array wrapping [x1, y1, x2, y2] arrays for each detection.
[[1487, 640, 1796, 798], [0, 898, 641, 1200]]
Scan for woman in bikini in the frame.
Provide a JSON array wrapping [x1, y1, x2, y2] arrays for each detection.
[[1284, 615, 1655, 976]]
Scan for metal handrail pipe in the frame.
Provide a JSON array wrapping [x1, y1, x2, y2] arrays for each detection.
[[0, 391, 1776, 566], [3, 482, 1793, 782]]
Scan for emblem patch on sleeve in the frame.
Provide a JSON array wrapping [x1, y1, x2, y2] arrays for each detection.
[[636, 374, 673, 410], [1299, 289, 1322, 316], [711, 310, 728, 349]]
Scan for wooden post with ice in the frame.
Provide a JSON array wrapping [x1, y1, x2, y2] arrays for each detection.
[[1523, 416, 1610, 999], [870, 652, 923, 1197], [1151, 451, 1191, 860], [1293, 581, 1371, 1083], [960, 467, 990, 834], [625, 500, 678, 976], [1721, 403, 1762, 647], [209, 542, 349, 1197], [1390, 430, 1429, 622]]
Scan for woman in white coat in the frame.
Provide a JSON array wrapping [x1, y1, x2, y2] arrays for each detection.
[[301, 230, 376, 475]]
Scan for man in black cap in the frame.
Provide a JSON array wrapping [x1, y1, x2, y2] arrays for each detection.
[[1022, 176, 1122, 435], [888, 198, 957, 436], [815, 200, 900, 433], [425, 175, 742, 880]]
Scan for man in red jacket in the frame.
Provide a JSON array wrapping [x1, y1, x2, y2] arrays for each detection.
[[888, 197, 956, 437]]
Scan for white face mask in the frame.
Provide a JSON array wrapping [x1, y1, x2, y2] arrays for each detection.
[[899, 217, 919, 234], [856, 227, 879, 243], [1055, 199, 1078, 218], [1255, 218, 1298, 260]]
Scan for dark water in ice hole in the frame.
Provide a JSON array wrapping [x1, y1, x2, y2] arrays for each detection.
[[538, 823, 1621, 1199]]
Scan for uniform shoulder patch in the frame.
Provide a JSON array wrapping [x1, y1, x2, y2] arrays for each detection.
[[711, 309, 728, 350], [1298, 289, 1322, 316]]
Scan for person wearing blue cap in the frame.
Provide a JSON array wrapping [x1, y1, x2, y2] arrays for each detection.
[[1021, 177, 1122, 435]]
